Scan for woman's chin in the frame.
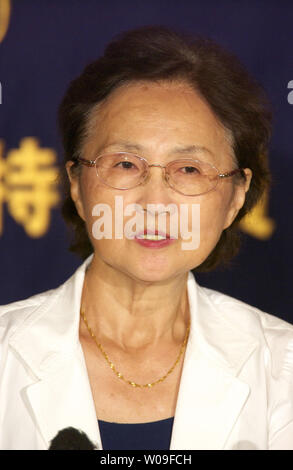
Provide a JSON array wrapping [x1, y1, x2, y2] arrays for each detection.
[[93, 247, 195, 284], [120, 260, 187, 285]]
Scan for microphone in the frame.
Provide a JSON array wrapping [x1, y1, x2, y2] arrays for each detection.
[[48, 427, 97, 450]]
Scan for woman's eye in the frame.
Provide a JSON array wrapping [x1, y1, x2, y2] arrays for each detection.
[[180, 166, 200, 174], [115, 161, 137, 170]]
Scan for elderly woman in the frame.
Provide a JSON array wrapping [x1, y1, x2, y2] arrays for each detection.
[[1, 26, 293, 451]]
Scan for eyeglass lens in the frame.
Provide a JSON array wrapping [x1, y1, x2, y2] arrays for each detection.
[[95, 153, 218, 195]]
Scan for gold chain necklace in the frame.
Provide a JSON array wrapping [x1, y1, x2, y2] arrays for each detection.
[[80, 309, 190, 389]]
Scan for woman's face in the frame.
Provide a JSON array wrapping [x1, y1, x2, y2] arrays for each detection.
[[67, 81, 251, 283]]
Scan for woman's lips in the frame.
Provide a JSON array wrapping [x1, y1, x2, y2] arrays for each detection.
[[134, 230, 176, 249]]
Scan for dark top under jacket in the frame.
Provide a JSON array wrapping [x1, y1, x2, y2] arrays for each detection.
[[98, 417, 174, 450]]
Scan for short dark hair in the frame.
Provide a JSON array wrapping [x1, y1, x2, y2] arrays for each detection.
[[58, 26, 272, 271]]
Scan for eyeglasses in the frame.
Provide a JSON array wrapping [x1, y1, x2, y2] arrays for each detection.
[[75, 152, 244, 197]]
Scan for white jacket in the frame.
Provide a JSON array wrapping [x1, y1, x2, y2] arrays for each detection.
[[1, 255, 293, 450]]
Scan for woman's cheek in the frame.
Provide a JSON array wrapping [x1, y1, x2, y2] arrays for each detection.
[[198, 197, 228, 247]]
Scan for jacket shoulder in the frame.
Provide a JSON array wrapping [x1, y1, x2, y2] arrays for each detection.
[[0, 256, 91, 342], [0, 287, 61, 335], [199, 284, 293, 379], [200, 285, 293, 332]]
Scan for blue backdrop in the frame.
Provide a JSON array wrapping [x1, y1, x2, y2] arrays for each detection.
[[0, 0, 292, 322]]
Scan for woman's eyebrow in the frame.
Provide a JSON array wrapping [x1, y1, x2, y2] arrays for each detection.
[[98, 141, 143, 153], [99, 141, 215, 156], [170, 145, 215, 157]]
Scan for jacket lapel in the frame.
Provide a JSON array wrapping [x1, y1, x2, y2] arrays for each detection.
[[170, 273, 258, 450], [25, 344, 101, 449], [9, 255, 102, 449]]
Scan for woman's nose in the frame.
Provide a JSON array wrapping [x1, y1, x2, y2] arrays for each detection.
[[140, 166, 171, 198], [134, 167, 177, 217]]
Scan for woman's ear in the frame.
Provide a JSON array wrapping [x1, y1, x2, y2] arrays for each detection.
[[65, 161, 86, 221], [242, 168, 253, 193], [223, 168, 252, 229]]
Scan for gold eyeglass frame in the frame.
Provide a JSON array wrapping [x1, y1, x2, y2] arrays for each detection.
[[74, 152, 244, 197]]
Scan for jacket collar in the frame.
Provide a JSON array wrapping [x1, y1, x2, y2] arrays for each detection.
[[169, 273, 258, 449], [9, 255, 100, 449], [9, 256, 258, 450]]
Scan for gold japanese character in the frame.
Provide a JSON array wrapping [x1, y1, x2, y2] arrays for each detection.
[[0, 140, 6, 234], [239, 191, 275, 240], [0, 0, 11, 43], [4, 137, 60, 237]]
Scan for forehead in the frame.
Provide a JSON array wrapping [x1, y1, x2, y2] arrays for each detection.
[[83, 81, 234, 164]]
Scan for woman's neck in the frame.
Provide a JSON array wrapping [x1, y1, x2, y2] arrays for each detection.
[[80, 254, 189, 350]]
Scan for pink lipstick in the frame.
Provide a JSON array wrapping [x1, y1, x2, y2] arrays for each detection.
[[134, 230, 176, 249]]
